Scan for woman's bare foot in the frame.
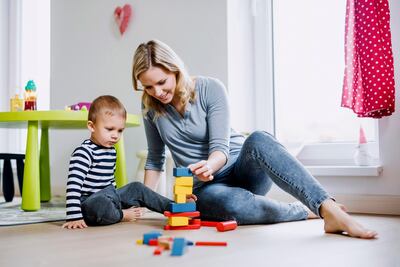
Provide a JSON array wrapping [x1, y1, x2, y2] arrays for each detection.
[[122, 207, 145, 222], [320, 199, 378, 239]]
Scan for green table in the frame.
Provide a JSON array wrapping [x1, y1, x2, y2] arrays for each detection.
[[0, 111, 140, 211]]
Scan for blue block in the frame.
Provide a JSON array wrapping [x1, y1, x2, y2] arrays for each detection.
[[143, 231, 162, 245], [173, 167, 192, 177], [170, 202, 196, 213], [171, 238, 187, 256]]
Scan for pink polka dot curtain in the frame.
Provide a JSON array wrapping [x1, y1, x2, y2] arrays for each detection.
[[341, 0, 395, 118]]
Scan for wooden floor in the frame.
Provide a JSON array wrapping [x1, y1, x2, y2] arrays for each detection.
[[0, 213, 399, 267]]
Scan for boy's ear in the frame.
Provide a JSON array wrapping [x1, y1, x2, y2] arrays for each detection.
[[87, 121, 95, 132]]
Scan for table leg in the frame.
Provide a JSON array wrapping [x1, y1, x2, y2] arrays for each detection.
[[40, 127, 51, 202], [21, 121, 40, 211], [115, 135, 128, 188]]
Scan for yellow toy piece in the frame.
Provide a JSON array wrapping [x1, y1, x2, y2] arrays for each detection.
[[173, 185, 192, 195], [175, 194, 186, 203], [175, 177, 193, 186], [168, 216, 189, 226]]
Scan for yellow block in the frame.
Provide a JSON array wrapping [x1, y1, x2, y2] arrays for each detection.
[[175, 194, 186, 203], [174, 185, 192, 195], [168, 216, 189, 226], [175, 177, 193, 186], [136, 239, 143, 245]]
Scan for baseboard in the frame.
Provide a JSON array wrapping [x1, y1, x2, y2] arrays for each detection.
[[333, 194, 400, 216], [267, 190, 400, 216]]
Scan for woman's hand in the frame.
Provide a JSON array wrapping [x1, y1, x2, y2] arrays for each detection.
[[62, 219, 88, 229], [188, 160, 214, 182], [186, 194, 198, 202]]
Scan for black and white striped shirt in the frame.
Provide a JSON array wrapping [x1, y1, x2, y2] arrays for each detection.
[[66, 139, 117, 221]]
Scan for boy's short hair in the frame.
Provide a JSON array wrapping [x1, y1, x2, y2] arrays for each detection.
[[88, 95, 127, 123]]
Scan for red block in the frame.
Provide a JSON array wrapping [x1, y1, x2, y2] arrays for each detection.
[[195, 241, 227, 246], [164, 224, 201, 230], [216, 221, 237, 232], [164, 211, 200, 218], [148, 239, 158, 246], [153, 246, 165, 255], [201, 221, 219, 227]]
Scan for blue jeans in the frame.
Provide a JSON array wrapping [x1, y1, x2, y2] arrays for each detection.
[[194, 131, 331, 225], [81, 181, 173, 226]]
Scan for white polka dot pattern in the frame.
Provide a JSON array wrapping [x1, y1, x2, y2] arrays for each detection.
[[341, 0, 395, 118]]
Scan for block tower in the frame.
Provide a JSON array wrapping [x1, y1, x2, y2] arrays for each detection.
[[164, 167, 201, 230]]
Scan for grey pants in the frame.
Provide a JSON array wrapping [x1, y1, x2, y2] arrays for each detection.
[[81, 182, 173, 226]]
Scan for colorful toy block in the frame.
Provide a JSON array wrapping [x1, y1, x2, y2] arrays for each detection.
[[216, 220, 238, 232], [143, 231, 162, 245], [158, 236, 174, 250], [173, 167, 192, 177], [170, 202, 196, 213], [164, 211, 200, 217], [195, 241, 227, 246], [153, 246, 164, 255], [171, 238, 187, 256], [175, 177, 193, 186], [164, 218, 201, 230], [175, 194, 186, 203], [201, 221, 219, 227], [173, 185, 193, 195], [168, 216, 189, 226]]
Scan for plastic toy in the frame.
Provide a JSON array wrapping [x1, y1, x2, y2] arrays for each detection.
[[67, 102, 91, 111], [24, 80, 37, 111]]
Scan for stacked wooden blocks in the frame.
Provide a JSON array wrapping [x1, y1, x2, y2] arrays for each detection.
[[164, 167, 201, 230]]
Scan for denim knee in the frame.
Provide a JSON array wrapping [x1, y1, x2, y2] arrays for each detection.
[[81, 193, 122, 226]]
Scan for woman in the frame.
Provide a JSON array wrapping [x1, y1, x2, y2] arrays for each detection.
[[132, 39, 377, 239]]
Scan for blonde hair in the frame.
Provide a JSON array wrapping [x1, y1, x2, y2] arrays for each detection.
[[88, 95, 127, 123], [132, 40, 195, 118]]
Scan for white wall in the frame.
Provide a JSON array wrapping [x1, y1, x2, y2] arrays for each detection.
[[50, 0, 228, 194], [0, 0, 9, 145]]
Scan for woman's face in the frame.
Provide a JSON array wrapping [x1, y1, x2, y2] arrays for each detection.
[[138, 66, 177, 104]]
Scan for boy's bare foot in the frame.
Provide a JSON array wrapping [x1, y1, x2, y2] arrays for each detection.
[[122, 207, 145, 222], [320, 199, 378, 239]]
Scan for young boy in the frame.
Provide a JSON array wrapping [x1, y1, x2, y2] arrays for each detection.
[[62, 95, 175, 229]]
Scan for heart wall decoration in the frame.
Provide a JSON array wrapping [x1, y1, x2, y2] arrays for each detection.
[[114, 4, 132, 35]]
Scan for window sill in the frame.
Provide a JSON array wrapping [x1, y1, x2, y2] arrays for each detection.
[[305, 165, 383, 177]]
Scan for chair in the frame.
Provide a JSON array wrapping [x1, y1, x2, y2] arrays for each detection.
[[0, 153, 24, 202]]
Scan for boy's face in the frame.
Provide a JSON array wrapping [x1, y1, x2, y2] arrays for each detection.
[[87, 114, 126, 148]]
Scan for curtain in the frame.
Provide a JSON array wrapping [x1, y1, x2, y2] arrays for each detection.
[[341, 0, 395, 118]]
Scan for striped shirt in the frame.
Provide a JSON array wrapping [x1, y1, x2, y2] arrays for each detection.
[[66, 139, 117, 221]]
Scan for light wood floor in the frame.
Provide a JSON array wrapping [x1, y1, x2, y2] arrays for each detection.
[[0, 213, 399, 267]]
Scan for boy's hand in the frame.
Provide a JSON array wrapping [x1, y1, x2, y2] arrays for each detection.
[[62, 219, 88, 229], [186, 194, 197, 202], [188, 160, 214, 182]]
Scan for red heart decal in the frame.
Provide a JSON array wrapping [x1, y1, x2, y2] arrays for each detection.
[[114, 4, 132, 35]]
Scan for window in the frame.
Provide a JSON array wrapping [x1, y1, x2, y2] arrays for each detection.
[[228, 0, 380, 170], [273, 0, 377, 156]]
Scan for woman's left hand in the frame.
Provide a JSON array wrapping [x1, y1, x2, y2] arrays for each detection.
[[188, 160, 214, 182]]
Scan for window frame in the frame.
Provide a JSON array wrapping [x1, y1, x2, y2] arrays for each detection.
[[251, 0, 381, 172]]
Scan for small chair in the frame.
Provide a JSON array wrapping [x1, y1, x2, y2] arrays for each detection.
[[0, 153, 24, 202]]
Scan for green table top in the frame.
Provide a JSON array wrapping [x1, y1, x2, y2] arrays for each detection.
[[0, 110, 141, 129]]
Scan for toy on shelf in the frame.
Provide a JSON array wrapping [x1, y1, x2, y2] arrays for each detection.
[[66, 102, 91, 111], [10, 93, 24, 111], [24, 80, 37, 111], [353, 126, 373, 166], [137, 231, 227, 256]]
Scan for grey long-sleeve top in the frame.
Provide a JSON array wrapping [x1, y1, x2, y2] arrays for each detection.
[[143, 76, 245, 188]]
